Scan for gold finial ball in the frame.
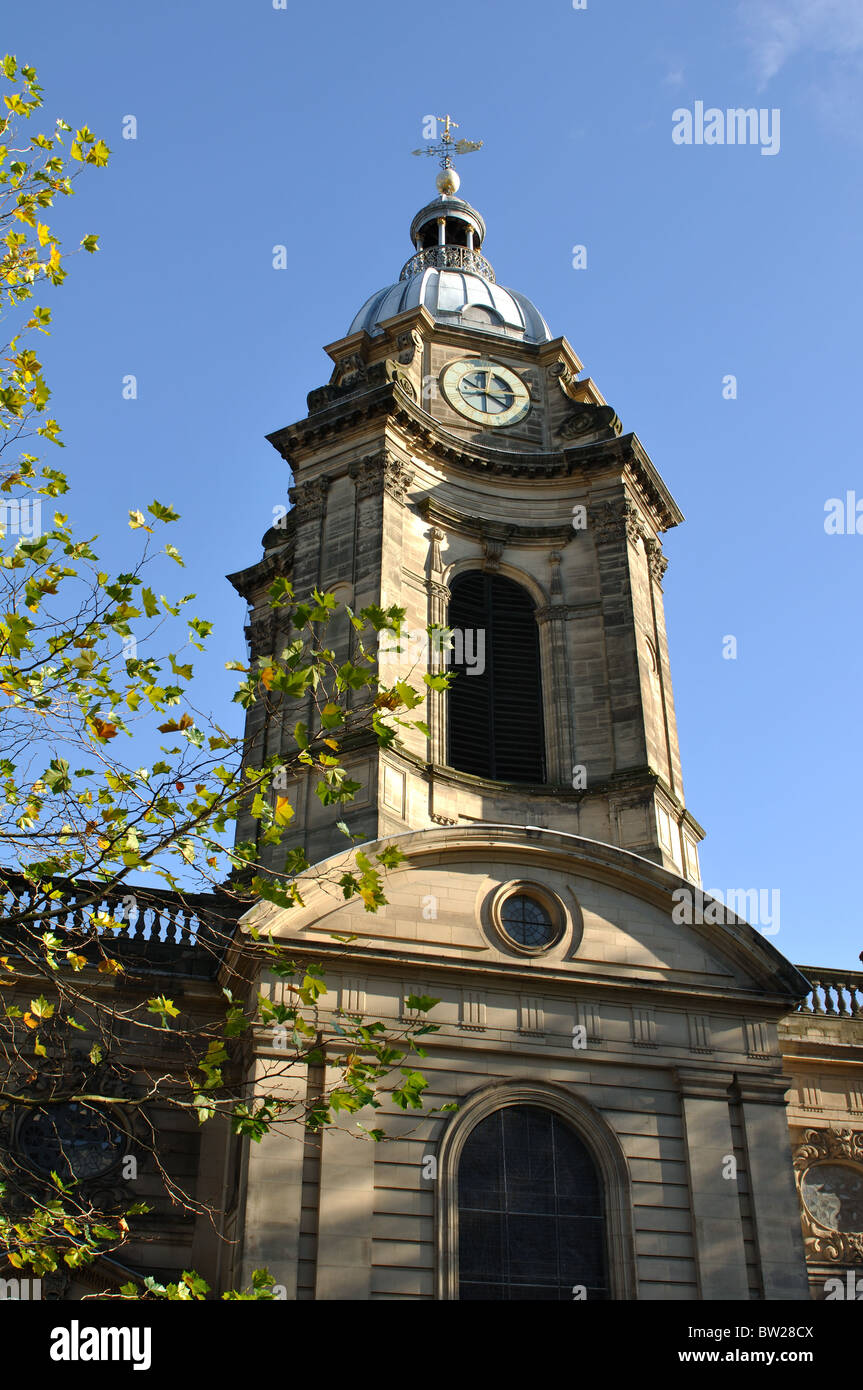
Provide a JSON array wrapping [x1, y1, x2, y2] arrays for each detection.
[[436, 167, 460, 196]]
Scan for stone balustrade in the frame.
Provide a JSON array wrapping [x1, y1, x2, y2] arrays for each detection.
[[0, 872, 244, 977], [794, 964, 863, 1018]]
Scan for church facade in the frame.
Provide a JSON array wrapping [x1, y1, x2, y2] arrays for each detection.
[[216, 152, 863, 1301]]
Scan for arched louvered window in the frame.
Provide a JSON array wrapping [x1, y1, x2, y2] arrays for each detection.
[[447, 571, 545, 783], [457, 1105, 608, 1300]]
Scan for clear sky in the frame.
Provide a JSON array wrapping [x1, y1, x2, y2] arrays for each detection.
[[5, 0, 862, 970]]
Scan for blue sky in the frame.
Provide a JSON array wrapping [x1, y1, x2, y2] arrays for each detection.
[[6, 0, 862, 969]]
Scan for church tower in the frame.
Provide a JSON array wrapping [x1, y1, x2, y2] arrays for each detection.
[[226, 128, 811, 1303], [229, 127, 704, 884]]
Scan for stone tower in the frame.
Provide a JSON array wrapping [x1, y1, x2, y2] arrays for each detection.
[[224, 147, 811, 1304], [229, 165, 704, 884]]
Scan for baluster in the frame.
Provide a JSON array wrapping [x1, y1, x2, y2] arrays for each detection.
[[156, 904, 169, 943], [140, 905, 153, 941], [849, 983, 860, 1017], [836, 981, 850, 1017], [823, 981, 838, 1016]]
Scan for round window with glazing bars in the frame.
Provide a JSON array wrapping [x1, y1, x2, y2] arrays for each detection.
[[491, 883, 565, 954]]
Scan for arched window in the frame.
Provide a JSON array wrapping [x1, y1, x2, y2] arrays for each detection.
[[457, 1104, 608, 1300], [447, 571, 545, 783]]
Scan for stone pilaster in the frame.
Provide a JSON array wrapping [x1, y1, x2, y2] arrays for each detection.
[[676, 1067, 751, 1299], [235, 1058, 305, 1296], [736, 1075, 811, 1299], [314, 1098, 375, 1299]]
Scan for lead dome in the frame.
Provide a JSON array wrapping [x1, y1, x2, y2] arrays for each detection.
[[347, 193, 553, 345]]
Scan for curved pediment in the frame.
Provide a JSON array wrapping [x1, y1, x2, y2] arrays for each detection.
[[242, 824, 808, 1007]]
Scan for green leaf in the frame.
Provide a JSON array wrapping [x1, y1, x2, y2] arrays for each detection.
[[43, 757, 71, 793], [141, 586, 159, 617], [148, 500, 180, 523]]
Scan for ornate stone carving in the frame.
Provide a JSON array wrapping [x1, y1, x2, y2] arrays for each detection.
[[287, 475, 329, 520], [427, 527, 445, 574], [390, 367, 416, 401], [591, 500, 622, 545], [349, 455, 382, 501], [547, 361, 578, 395], [549, 551, 563, 598], [624, 501, 646, 547], [349, 452, 414, 503], [556, 402, 622, 441], [483, 537, 505, 571], [246, 610, 279, 659], [333, 352, 366, 388], [644, 537, 669, 583], [535, 603, 569, 627], [592, 498, 645, 547], [793, 1128, 863, 1263], [396, 329, 422, 365], [307, 356, 411, 414], [383, 454, 414, 502]]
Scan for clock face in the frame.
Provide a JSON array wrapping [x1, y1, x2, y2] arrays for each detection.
[[440, 358, 531, 427]]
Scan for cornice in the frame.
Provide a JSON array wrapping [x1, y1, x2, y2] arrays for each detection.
[[266, 382, 684, 532], [226, 512, 296, 598], [418, 495, 575, 548]]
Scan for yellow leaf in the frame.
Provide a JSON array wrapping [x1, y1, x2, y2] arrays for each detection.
[[22, 1012, 38, 1029], [97, 958, 124, 977], [260, 666, 276, 690], [37, 223, 51, 247], [274, 796, 294, 826], [128, 509, 152, 532], [34, 1037, 47, 1057]]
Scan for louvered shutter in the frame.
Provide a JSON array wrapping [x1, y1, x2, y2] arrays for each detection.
[[447, 572, 545, 783]]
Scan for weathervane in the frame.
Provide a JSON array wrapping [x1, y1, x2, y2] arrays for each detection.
[[411, 113, 483, 196]]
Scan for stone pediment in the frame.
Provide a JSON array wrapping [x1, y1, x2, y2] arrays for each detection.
[[242, 825, 807, 1009]]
